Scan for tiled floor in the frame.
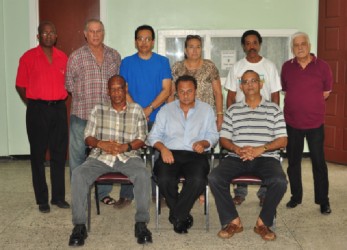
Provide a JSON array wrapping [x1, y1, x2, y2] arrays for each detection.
[[0, 158, 346, 250]]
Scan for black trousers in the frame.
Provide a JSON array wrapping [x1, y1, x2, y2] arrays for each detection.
[[153, 150, 209, 221], [286, 124, 329, 205], [26, 100, 68, 205]]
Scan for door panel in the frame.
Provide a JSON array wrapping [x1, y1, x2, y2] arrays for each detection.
[[39, 0, 100, 160], [39, 0, 99, 56], [318, 0, 347, 164]]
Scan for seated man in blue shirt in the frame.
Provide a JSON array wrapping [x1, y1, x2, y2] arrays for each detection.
[[147, 75, 219, 234], [208, 70, 287, 241]]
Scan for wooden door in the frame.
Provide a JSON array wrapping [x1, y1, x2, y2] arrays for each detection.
[[39, 0, 99, 56], [39, 0, 100, 159], [318, 0, 347, 164]]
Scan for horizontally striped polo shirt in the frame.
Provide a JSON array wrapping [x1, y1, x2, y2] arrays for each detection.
[[220, 97, 287, 160]]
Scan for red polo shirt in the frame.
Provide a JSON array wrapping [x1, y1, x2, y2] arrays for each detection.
[[16, 45, 68, 100]]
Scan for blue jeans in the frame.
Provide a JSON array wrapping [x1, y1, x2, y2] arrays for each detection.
[[234, 184, 267, 199], [69, 115, 112, 200], [286, 124, 329, 205]]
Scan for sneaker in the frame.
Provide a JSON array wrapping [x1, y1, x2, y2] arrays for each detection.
[[68, 224, 88, 246], [135, 222, 152, 244]]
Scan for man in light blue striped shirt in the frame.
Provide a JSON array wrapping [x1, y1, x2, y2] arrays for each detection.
[[209, 70, 287, 241]]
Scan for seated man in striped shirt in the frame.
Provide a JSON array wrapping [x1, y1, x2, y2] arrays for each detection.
[[208, 70, 287, 241]]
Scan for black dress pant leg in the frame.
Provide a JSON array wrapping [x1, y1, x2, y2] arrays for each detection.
[[26, 101, 49, 205], [48, 102, 68, 202]]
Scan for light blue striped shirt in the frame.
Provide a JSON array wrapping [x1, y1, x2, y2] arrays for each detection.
[[147, 100, 219, 151]]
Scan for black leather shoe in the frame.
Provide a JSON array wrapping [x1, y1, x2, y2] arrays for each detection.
[[173, 219, 188, 234], [169, 215, 175, 224], [286, 200, 301, 208], [135, 222, 153, 244], [68, 224, 88, 246], [320, 203, 332, 215], [169, 214, 193, 229], [186, 214, 194, 229], [39, 204, 50, 213], [51, 200, 70, 209]]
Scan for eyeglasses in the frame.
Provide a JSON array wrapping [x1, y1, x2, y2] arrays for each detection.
[[136, 37, 153, 43], [41, 32, 56, 37], [240, 78, 260, 85]]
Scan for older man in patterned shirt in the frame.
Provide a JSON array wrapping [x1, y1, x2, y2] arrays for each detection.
[[65, 19, 121, 204], [68, 75, 152, 246]]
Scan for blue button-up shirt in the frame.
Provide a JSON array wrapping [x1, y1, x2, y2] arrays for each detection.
[[147, 100, 219, 151]]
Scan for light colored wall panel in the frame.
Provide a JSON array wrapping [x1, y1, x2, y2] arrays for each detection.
[[0, 0, 319, 155]]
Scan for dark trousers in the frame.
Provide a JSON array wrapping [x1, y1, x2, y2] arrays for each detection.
[[26, 100, 68, 205], [208, 157, 287, 227], [153, 150, 209, 221], [286, 124, 329, 205]]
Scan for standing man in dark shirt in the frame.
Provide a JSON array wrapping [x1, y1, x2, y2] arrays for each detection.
[[281, 31, 333, 214], [16, 21, 70, 213]]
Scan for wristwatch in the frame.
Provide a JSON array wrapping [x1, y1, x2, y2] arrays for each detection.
[[127, 143, 133, 152], [263, 145, 268, 152], [149, 105, 155, 112]]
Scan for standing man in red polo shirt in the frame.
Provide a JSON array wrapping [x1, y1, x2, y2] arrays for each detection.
[[16, 21, 70, 213]]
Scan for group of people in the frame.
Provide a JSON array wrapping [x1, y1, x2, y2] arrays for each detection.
[[15, 18, 332, 246]]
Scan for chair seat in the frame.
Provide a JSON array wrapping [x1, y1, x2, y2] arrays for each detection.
[[95, 172, 132, 184], [231, 175, 263, 185]]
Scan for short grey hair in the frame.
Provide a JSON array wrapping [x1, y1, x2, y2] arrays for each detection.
[[84, 19, 104, 32], [290, 31, 311, 51]]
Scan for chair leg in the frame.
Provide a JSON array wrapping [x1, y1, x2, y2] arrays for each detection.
[[205, 185, 209, 232], [87, 186, 91, 232], [156, 184, 159, 230], [95, 183, 100, 215]]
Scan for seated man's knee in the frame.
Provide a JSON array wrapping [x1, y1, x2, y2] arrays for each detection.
[[207, 168, 222, 186], [155, 174, 172, 189], [268, 176, 287, 193], [186, 176, 206, 190], [134, 165, 151, 181]]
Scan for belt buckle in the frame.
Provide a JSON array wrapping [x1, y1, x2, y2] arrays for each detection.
[[47, 101, 57, 105]]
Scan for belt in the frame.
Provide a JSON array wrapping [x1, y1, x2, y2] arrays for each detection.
[[29, 99, 65, 106]]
